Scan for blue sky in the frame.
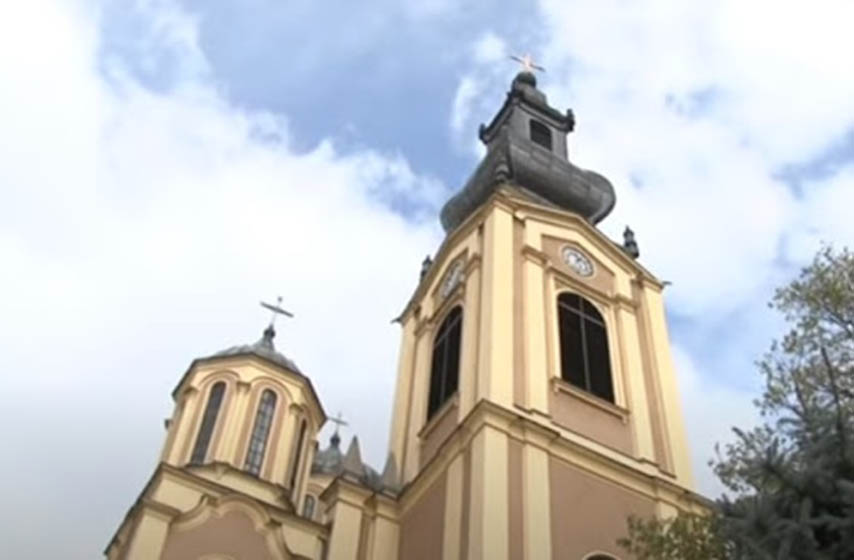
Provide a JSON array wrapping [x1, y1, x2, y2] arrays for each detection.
[[2, 0, 854, 557]]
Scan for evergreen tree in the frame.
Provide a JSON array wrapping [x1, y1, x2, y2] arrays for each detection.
[[619, 246, 854, 559]]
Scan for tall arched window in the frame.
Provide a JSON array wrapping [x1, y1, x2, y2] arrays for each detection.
[[558, 293, 614, 402], [244, 389, 277, 476], [427, 306, 463, 420], [190, 381, 226, 464], [288, 419, 308, 490]]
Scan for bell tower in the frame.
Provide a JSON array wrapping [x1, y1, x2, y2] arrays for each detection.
[[387, 69, 701, 560]]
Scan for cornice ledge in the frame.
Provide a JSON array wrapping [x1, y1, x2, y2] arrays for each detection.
[[320, 475, 374, 508], [614, 293, 637, 311], [551, 378, 630, 423], [521, 244, 550, 265], [418, 397, 458, 440], [140, 497, 182, 521]]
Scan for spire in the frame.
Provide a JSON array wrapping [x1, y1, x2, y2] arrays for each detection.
[[380, 453, 400, 493], [341, 436, 365, 478]]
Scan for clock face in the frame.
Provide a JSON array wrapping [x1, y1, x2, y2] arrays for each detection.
[[561, 247, 594, 277], [441, 261, 464, 298]]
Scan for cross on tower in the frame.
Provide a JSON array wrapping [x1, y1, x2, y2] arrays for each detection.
[[509, 53, 545, 74]]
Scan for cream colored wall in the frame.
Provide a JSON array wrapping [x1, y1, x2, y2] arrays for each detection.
[[161, 356, 323, 508], [388, 187, 696, 493], [108, 465, 329, 560], [389, 219, 483, 484], [508, 191, 695, 490]]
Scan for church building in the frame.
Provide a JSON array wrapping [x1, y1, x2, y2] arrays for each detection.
[[106, 68, 707, 560]]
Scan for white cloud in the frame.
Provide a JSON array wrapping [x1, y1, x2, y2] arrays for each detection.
[[0, 1, 442, 557], [473, 31, 507, 64], [450, 75, 480, 135], [445, 0, 854, 500]]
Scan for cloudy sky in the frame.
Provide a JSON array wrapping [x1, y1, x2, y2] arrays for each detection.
[[2, 0, 854, 557]]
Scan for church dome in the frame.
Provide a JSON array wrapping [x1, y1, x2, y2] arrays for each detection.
[[440, 71, 616, 233], [211, 325, 302, 374]]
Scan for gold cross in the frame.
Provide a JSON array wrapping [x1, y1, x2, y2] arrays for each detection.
[[509, 53, 545, 73]]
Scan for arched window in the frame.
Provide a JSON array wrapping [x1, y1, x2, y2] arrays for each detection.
[[558, 293, 614, 402], [427, 306, 463, 420], [530, 119, 552, 150], [288, 419, 308, 490], [303, 495, 316, 519], [190, 381, 226, 464], [244, 389, 277, 476]]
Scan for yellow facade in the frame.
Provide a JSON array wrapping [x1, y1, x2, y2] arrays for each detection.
[[107, 73, 707, 559]]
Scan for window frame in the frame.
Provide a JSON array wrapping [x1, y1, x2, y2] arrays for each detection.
[[556, 292, 615, 403], [243, 389, 278, 476], [426, 305, 463, 421], [189, 381, 226, 464], [529, 119, 553, 151]]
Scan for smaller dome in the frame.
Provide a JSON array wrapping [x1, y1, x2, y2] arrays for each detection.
[[212, 325, 301, 374], [312, 432, 344, 475]]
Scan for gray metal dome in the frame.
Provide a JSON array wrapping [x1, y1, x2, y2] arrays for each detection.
[[211, 325, 301, 374], [440, 71, 616, 233]]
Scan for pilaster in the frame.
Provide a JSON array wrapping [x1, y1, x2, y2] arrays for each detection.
[[122, 502, 172, 560], [467, 425, 509, 560], [223, 380, 252, 465], [615, 304, 656, 463], [478, 206, 515, 408], [442, 452, 465, 560], [325, 480, 372, 560], [522, 438, 552, 560]]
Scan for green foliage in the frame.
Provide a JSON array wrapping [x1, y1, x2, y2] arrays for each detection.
[[617, 512, 729, 560], [620, 246, 854, 559]]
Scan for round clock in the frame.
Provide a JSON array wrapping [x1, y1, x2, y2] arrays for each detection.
[[441, 261, 464, 298], [561, 247, 594, 277]]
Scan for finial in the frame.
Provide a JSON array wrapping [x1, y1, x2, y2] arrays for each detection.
[[329, 411, 348, 447], [623, 226, 640, 259], [259, 296, 293, 343], [420, 255, 433, 281]]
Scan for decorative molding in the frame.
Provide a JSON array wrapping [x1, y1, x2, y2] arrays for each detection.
[[550, 378, 630, 424], [521, 244, 549, 265], [418, 396, 459, 440]]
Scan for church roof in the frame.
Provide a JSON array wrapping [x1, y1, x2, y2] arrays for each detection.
[[172, 325, 326, 425], [312, 433, 399, 495], [211, 325, 302, 374], [439, 71, 616, 233]]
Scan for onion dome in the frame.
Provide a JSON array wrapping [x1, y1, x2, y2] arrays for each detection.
[[440, 71, 616, 233]]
